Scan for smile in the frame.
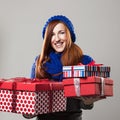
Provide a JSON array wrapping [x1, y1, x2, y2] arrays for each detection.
[[54, 42, 64, 47]]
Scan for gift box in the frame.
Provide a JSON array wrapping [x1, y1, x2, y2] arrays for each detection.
[[63, 76, 113, 97], [0, 77, 66, 115], [63, 64, 110, 78]]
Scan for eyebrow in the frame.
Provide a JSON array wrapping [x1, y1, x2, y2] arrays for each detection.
[[52, 29, 66, 33]]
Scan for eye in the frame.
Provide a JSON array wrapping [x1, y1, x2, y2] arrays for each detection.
[[60, 31, 65, 34]]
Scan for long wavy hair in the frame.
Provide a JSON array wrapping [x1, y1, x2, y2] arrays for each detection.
[[36, 20, 83, 78]]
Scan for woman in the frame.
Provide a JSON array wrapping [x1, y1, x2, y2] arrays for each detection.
[[27, 15, 101, 120]]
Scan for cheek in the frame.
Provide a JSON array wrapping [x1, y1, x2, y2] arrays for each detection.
[[51, 37, 53, 42], [61, 34, 67, 40], [64, 40, 67, 47], [51, 38, 54, 45]]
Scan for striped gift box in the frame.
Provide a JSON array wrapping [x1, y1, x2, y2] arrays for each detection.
[[63, 65, 110, 78]]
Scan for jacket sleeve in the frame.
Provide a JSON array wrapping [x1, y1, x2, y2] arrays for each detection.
[[30, 56, 39, 79], [66, 98, 93, 112]]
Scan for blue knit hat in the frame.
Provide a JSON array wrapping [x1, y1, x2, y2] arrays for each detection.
[[42, 15, 76, 42]]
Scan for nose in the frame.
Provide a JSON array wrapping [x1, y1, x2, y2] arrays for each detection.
[[55, 34, 60, 41]]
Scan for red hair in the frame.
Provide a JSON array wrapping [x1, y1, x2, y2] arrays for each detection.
[[36, 21, 83, 78]]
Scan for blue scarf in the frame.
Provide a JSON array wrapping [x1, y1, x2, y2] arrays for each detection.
[[44, 51, 63, 82], [44, 52, 94, 81]]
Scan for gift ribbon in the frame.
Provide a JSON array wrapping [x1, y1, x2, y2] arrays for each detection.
[[74, 78, 80, 96], [11, 82, 17, 113], [71, 66, 74, 77], [48, 83, 53, 113], [73, 77, 105, 97], [100, 77, 105, 96]]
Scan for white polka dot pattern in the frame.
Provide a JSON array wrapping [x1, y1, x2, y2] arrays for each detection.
[[0, 89, 66, 115]]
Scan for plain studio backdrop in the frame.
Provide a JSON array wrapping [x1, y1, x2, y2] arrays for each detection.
[[0, 0, 119, 120]]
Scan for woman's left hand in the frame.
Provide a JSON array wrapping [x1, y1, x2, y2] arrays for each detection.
[[80, 96, 105, 105]]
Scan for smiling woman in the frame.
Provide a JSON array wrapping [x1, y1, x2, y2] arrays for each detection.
[[35, 15, 85, 80], [51, 23, 67, 53], [27, 15, 102, 120]]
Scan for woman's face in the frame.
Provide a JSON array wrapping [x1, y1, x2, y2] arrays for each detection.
[[51, 23, 67, 53]]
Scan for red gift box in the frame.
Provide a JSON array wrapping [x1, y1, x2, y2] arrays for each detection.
[[0, 77, 66, 115], [63, 76, 113, 97]]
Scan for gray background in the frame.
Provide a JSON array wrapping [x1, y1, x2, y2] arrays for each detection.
[[0, 0, 119, 120]]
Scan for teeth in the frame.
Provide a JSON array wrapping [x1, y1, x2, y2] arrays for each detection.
[[55, 42, 63, 47]]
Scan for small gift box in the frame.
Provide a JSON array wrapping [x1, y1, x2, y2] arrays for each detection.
[[0, 77, 66, 115], [63, 76, 113, 97], [63, 64, 110, 78]]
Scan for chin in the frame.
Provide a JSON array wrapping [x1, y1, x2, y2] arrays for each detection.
[[54, 48, 64, 53]]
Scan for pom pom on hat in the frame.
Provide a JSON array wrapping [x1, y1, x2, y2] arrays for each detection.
[[42, 15, 76, 42]]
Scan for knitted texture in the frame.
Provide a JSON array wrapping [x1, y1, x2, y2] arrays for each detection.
[[81, 55, 95, 65], [42, 15, 76, 42], [43, 51, 63, 82], [30, 54, 95, 81]]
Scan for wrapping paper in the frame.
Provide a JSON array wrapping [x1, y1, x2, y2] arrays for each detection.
[[0, 77, 66, 115], [63, 64, 110, 78], [63, 76, 113, 97]]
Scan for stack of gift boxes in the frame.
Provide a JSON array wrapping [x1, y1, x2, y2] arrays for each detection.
[[0, 64, 113, 116], [62, 64, 113, 97]]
